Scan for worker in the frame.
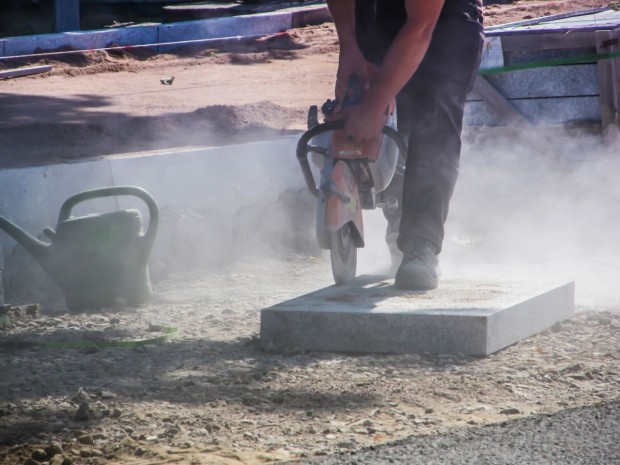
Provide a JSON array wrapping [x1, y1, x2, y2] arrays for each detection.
[[326, 0, 484, 290]]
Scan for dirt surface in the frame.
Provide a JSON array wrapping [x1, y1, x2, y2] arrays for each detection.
[[1, 256, 620, 465], [2, 2, 620, 465], [0, 0, 612, 168]]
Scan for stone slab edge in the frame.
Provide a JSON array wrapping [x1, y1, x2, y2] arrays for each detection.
[[0, 5, 331, 58], [260, 280, 575, 356], [486, 281, 575, 354], [261, 308, 490, 355]]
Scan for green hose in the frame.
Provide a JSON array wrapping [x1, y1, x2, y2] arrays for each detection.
[[0, 326, 178, 350]]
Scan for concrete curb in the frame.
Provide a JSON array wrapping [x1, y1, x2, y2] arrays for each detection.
[[0, 137, 305, 254], [0, 137, 325, 307], [0, 5, 331, 58]]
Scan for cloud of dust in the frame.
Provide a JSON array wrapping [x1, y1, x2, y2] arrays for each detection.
[[451, 127, 620, 308], [358, 126, 620, 309], [125, 113, 619, 314]]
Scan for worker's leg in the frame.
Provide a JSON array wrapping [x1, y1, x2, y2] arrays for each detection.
[[394, 16, 483, 289]]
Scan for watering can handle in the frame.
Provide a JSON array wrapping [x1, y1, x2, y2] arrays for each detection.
[[57, 186, 159, 248]]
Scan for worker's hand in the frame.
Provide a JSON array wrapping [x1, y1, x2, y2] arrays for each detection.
[[334, 44, 376, 111], [336, 97, 386, 143], [328, 45, 384, 143]]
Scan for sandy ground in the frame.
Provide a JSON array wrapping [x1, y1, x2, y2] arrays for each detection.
[[2, 1, 620, 465], [0, 0, 612, 167]]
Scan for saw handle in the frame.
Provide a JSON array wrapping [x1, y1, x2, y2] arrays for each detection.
[[296, 121, 407, 198]]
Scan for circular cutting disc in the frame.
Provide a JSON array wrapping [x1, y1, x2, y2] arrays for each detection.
[[330, 222, 357, 284]]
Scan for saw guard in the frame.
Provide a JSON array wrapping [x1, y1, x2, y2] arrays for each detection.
[[317, 160, 364, 249]]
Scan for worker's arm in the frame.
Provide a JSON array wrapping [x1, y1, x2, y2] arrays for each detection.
[[326, 0, 375, 104], [330, 0, 445, 142]]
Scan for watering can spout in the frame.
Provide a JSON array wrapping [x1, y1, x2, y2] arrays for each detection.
[[0, 215, 51, 266]]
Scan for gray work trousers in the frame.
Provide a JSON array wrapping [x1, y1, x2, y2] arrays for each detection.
[[357, 4, 484, 255]]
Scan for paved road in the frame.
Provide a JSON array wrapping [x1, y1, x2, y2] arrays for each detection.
[[293, 400, 620, 464]]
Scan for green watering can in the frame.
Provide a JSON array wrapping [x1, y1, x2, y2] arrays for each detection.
[[0, 186, 159, 311]]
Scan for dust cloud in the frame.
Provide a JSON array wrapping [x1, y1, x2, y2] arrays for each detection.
[[450, 127, 620, 309], [358, 126, 620, 310]]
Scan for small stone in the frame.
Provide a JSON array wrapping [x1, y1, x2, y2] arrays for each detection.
[[45, 441, 63, 457], [500, 408, 521, 415], [49, 456, 65, 465], [74, 403, 91, 421], [25, 304, 41, 317], [79, 448, 103, 458], [134, 446, 147, 457], [77, 435, 94, 445], [111, 408, 122, 418], [97, 389, 116, 399], [31, 449, 48, 461], [337, 441, 356, 449], [71, 388, 90, 403], [561, 363, 583, 374], [425, 407, 434, 414]]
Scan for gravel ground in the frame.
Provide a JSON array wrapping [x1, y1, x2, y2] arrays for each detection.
[[294, 400, 620, 464], [1, 254, 620, 465]]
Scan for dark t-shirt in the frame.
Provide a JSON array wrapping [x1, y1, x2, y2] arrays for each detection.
[[355, 0, 483, 65]]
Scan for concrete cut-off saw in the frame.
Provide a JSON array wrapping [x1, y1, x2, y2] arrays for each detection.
[[297, 75, 407, 284]]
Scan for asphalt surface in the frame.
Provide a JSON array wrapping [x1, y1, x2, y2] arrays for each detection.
[[292, 400, 620, 464]]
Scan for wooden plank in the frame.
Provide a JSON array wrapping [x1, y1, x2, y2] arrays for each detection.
[[596, 29, 618, 132], [0, 65, 53, 79]]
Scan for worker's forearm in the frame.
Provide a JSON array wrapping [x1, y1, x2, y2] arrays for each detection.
[[367, 1, 444, 112], [326, 0, 358, 49]]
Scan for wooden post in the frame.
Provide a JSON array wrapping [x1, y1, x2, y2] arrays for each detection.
[[55, 0, 80, 32], [596, 29, 620, 133]]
